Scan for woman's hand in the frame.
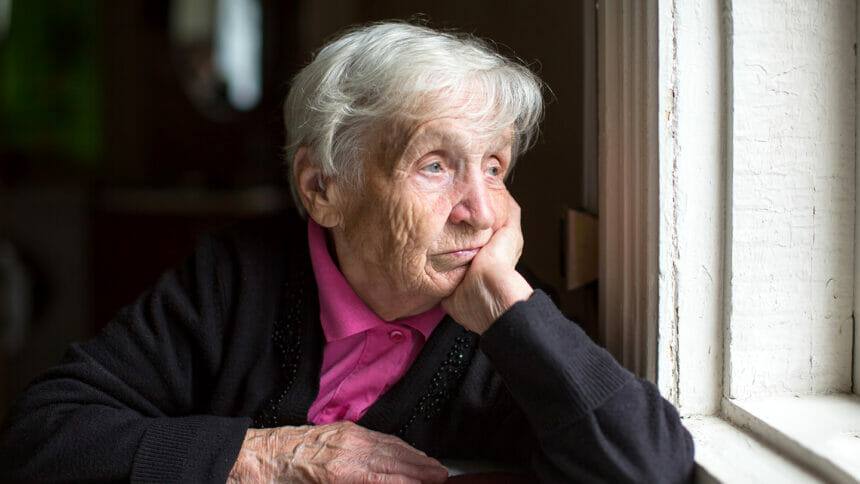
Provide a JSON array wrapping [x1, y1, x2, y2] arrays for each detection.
[[442, 194, 534, 335], [227, 421, 448, 483]]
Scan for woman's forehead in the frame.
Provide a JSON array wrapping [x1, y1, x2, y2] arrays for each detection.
[[365, 85, 516, 172], [404, 83, 514, 134], [369, 117, 510, 172], [403, 118, 513, 152]]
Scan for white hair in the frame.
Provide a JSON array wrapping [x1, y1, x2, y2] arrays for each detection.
[[284, 21, 545, 217]]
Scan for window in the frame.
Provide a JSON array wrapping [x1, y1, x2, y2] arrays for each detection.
[[169, 0, 263, 119], [598, 0, 860, 481]]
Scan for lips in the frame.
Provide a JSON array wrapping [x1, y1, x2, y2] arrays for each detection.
[[435, 246, 483, 268], [447, 248, 480, 258]]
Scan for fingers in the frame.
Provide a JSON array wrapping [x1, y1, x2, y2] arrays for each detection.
[[504, 191, 521, 228], [377, 441, 446, 472], [360, 474, 421, 484], [364, 455, 449, 483], [347, 425, 447, 479], [480, 197, 523, 270], [364, 431, 447, 482], [337, 422, 426, 458], [440, 192, 531, 334], [503, 194, 524, 257], [235, 422, 448, 483], [319, 422, 448, 483]]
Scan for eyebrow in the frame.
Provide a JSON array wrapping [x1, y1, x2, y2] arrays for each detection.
[[402, 126, 513, 159]]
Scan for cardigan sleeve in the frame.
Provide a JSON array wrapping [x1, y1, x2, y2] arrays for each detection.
[[479, 290, 695, 483], [0, 234, 251, 483]]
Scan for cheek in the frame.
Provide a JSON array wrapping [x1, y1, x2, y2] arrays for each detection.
[[384, 191, 450, 255], [338, 189, 398, 256], [383, 197, 424, 254]]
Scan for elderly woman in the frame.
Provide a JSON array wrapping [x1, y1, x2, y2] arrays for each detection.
[[0, 22, 693, 483]]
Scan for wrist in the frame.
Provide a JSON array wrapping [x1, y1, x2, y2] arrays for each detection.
[[493, 272, 533, 318], [229, 426, 309, 481], [473, 271, 532, 334]]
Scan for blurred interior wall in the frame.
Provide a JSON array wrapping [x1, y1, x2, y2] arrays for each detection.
[[0, 0, 598, 413]]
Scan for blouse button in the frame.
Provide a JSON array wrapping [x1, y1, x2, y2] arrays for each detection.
[[389, 330, 405, 343]]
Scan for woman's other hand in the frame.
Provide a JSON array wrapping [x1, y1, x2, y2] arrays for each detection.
[[227, 421, 449, 483], [442, 194, 534, 334]]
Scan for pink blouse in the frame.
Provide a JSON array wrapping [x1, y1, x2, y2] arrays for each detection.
[[306, 220, 445, 425]]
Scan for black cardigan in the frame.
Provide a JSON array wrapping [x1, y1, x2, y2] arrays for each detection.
[[0, 213, 694, 483]]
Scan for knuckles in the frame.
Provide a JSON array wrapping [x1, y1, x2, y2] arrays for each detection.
[[233, 422, 444, 484]]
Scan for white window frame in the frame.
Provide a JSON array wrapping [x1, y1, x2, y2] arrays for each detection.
[[597, 0, 860, 481], [855, 0, 860, 399]]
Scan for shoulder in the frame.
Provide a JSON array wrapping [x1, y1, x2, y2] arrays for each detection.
[[200, 211, 309, 275], [188, 210, 311, 309], [212, 210, 307, 255]]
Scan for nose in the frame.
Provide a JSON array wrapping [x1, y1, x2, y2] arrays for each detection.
[[448, 174, 495, 230]]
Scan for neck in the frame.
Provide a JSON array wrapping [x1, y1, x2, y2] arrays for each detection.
[[325, 231, 439, 321], [346, 269, 440, 321]]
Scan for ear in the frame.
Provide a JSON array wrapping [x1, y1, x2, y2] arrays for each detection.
[[293, 146, 343, 228]]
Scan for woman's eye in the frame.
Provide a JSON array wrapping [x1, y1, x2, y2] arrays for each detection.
[[487, 166, 501, 176], [423, 162, 443, 173]]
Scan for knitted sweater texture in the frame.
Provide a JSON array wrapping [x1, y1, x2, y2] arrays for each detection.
[[0, 213, 694, 483]]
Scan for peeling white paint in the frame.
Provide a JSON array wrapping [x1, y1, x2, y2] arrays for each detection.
[[608, 0, 856, 416], [727, 0, 855, 399], [855, 0, 860, 397], [685, 415, 819, 483], [657, 0, 727, 416], [605, 0, 859, 477], [653, 0, 855, 414]]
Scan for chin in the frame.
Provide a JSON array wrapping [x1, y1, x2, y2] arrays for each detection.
[[429, 267, 469, 297]]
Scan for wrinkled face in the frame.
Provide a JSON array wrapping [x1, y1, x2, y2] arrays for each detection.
[[328, 113, 514, 320]]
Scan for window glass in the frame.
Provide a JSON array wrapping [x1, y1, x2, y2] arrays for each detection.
[[169, 0, 262, 120]]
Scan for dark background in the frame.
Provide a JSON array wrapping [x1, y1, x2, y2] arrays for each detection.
[[0, 0, 597, 415]]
